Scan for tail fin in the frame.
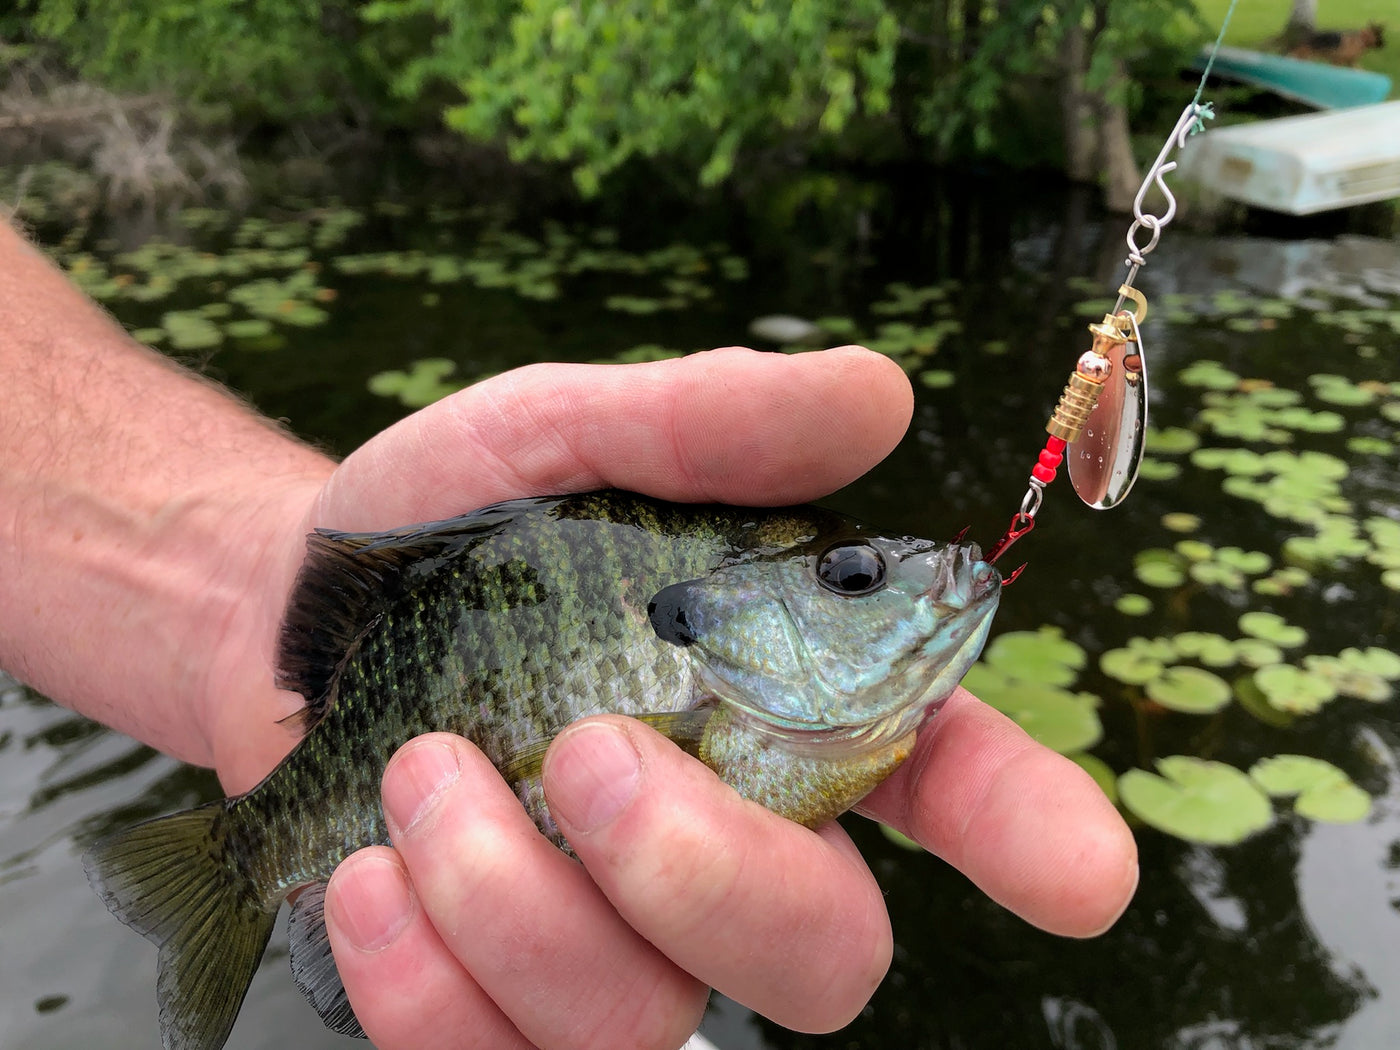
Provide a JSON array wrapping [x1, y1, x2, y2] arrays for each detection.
[[84, 803, 277, 1050]]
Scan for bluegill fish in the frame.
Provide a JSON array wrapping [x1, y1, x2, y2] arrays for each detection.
[[84, 491, 1000, 1050]]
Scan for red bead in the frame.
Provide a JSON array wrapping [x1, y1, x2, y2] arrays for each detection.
[[1031, 463, 1056, 483], [1046, 436, 1068, 453], [1038, 449, 1063, 469]]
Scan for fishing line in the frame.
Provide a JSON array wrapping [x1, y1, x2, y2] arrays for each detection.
[[985, 0, 1240, 577]]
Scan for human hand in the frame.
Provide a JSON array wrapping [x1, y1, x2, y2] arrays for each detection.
[[231, 346, 1138, 1048]]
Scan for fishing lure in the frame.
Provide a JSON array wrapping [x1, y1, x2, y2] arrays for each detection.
[[986, 100, 1211, 579], [984, 0, 1242, 575]]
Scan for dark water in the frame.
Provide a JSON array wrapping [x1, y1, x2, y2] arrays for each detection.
[[2, 170, 1399, 1050]]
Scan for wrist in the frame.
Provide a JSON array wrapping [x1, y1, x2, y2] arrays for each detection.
[[196, 470, 336, 792]]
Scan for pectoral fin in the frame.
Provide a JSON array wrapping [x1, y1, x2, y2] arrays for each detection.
[[498, 709, 715, 784]]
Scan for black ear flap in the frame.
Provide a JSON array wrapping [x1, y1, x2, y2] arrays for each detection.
[[648, 580, 700, 647]]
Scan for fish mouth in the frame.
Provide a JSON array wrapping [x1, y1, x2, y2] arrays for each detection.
[[926, 543, 999, 611]]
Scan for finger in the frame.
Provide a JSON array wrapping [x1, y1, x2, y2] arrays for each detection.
[[324, 847, 532, 1050], [855, 689, 1139, 937], [316, 345, 912, 530], [380, 733, 707, 1050], [543, 716, 892, 1034]]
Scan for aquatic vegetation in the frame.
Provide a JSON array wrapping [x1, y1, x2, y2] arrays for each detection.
[[1131, 542, 1272, 594], [1119, 757, 1273, 845], [1238, 612, 1307, 648], [918, 369, 956, 389], [367, 359, 466, 408], [1114, 594, 1152, 616], [962, 627, 1102, 755], [1120, 752, 1371, 843], [1249, 755, 1371, 823]]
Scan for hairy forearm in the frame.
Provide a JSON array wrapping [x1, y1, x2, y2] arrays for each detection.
[[0, 223, 333, 765]]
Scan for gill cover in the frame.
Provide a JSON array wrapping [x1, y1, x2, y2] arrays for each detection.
[[647, 536, 1000, 742]]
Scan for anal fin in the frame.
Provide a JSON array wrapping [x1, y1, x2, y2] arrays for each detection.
[[289, 882, 366, 1039]]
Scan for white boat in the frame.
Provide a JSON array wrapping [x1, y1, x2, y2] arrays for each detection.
[[1176, 100, 1400, 215]]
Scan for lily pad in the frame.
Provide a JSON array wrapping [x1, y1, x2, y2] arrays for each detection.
[[1134, 549, 1186, 589], [1238, 612, 1307, 648], [1145, 665, 1232, 714], [1346, 436, 1393, 455], [1252, 566, 1311, 597], [1179, 361, 1241, 390], [963, 668, 1103, 755], [1232, 637, 1284, 669], [1249, 755, 1371, 823], [1138, 458, 1180, 482], [1161, 513, 1202, 533], [978, 626, 1085, 687], [1253, 664, 1337, 715], [1338, 647, 1400, 680], [1174, 540, 1214, 562], [161, 310, 224, 351], [1233, 673, 1295, 729], [878, 823, 925, 851], [1119, 757, 1273, 844], [1100, 646, 1163, 685], [1113, 594, 1153, 617], [919, 370, 956, 389], [1215, 547, 1271, 574], [1127, 636, 1178, 663], [368, 358, 465, 408], [1188, 561, 1245, 590], [1067, 752, 1119, 804], [1145, 427, 1200, 455], [1302, 655, 1392, 703], [1169, 632, 1237, 668]]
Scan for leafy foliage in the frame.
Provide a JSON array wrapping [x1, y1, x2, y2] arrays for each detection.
[[12, 0, 1201, 191], [18, 0, 386, 121], [364, 0, 899, 192]]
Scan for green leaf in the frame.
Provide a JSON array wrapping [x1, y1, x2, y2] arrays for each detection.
[[1302, 655, 1392, 703], [1338, 647, 1400, 680], [1100, 646, 1162, 685], [1253, 664, 1337, 714], [1067, 752, 1118, 804], [918, 369, 955, 389], [978, 626, 1085, 687], [1119, 757, 1273, 844], [969, 676, 1103, 754], [1145, 427, 1199, 455], [1238, 612, 1307, 648], [1113, 594, 1152, 617], [878, 823, 925, 851], [1160, 512, 1201, 533], [1249, 755, 1371, 823], [367, 358, 465, 408], [1145, 666, 1232, 714], [161, 310, 224, 351], [1232, 637, 1284, 669], [1169, 632, 1237, 668], [1215, 547, 1271, 574], [1134, 549, 1185, 589]]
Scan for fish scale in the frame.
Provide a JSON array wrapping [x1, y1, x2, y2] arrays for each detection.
[[83, 491, 1000, 1050]]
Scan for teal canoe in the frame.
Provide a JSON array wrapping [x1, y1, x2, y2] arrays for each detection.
[[1191, 45, 1392, 110]]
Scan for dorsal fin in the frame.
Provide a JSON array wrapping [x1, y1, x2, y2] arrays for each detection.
[[275, 504, 520, 730]]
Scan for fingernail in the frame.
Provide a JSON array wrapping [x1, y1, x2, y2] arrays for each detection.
[[382, 737, 461, 836], [329, 853, 414, 953], [544, 721, 642, 833]]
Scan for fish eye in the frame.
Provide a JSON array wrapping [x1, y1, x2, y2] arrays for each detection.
[[816, 543, 886, 596]]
